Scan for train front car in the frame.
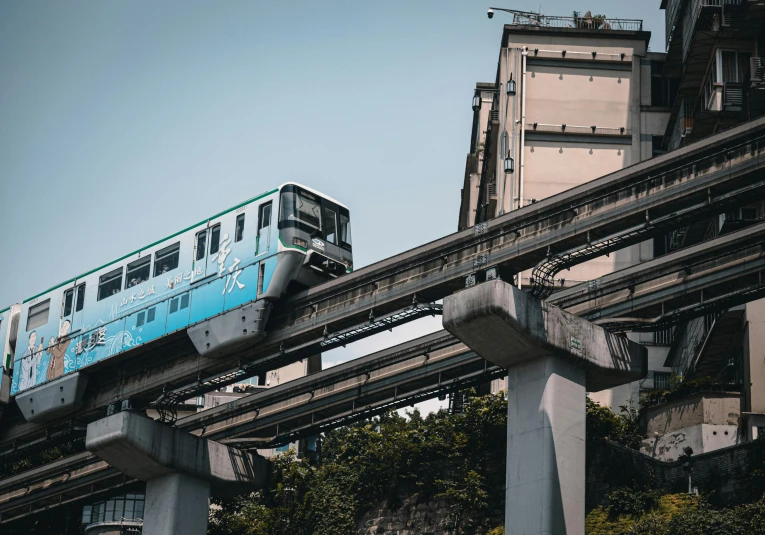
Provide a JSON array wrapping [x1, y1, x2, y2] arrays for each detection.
[[266, 183, 352, 296], [190, 184, 352, 356], [187, 183, 352, 358]]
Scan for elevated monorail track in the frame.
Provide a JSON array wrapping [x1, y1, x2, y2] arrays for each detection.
[[4, 116, 765, 460], [5, 118, 765, 522], [549, 220, 765, 330], [0, 331, 497, 523]]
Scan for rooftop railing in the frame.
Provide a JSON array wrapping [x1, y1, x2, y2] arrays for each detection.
[[510, 12, 643, 32]]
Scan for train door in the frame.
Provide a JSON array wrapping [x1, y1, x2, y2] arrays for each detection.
[[193, 227, 209, 278], [70, 282, 87, 335], [255, 202, 272, 256], [61, 286, 75, 332]]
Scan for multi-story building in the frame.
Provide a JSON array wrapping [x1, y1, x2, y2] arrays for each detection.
[[459, 9, 674, 409], [464, 4, 765, 458], [656, 0, 765, 454]]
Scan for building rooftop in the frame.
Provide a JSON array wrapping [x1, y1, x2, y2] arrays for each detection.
[[502, 10, 643, 32]]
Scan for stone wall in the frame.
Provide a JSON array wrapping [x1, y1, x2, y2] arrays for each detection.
[[588, 438, 765, 508], [356, 496, 504, 535]]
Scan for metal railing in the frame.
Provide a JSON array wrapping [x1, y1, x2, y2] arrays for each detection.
[[665, 0, 687, 49], [682, 0, 743, 61], [751, 57, 765, 84], [511, 12, 642, 31]]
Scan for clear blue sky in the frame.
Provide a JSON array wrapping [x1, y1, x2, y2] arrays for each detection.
[[0, 1, 664, 310], [0, 0, 665, 412]]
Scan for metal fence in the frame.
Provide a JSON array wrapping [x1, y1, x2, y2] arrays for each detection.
[[511, 13, 642, 32]]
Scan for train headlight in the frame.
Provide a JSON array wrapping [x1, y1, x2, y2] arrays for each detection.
[[293, 237, 308, 248]]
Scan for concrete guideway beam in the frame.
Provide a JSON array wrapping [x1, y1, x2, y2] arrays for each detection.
[[443, 280, 647, 535], [86, 411, 269, 535]]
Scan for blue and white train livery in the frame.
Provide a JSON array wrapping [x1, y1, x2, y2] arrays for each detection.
[[1, 183, 352, 423]]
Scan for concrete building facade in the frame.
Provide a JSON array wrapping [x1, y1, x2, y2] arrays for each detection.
[[658, 0, 765, 452], [459, 10, 674, 409], [462, 5, 765, 457]]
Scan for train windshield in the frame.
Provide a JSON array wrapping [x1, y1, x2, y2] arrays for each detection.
[[280, 186, 351, 250]]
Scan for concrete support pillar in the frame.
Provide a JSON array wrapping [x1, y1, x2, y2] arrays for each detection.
[[444, 280, 646, 535], [86, 411, 268, 535], [144, 473, 210, 535], [506, 356, 585, 534]]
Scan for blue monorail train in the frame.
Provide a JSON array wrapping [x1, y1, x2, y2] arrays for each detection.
[[0, 183, 352, 422]]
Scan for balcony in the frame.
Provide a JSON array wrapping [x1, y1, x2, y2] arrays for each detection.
[[681, 0, 743, 63]]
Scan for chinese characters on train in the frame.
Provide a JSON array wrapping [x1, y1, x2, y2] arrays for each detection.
[[212, 233, 245, 294]]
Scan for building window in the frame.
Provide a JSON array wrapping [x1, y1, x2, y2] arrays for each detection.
[[125, 257, 151, 289], [83, 493, 145, 525], [27, 300, 50, 331], [654, 371, 671, 391], [154, 243, 180, 276], [650, 61, 678, 107], [98, 268, 123, 301], [235, 214, 245, 242], [654, 327, 674, 345], [652, 136, 666, 158]]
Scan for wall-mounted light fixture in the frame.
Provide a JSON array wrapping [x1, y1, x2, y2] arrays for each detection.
[[504, 151, 515, 174], [507, 74, 517, 96], [472, 91, 482, 112]]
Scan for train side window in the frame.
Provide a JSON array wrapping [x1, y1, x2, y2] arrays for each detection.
[[75, 284, 86, 312], [98, 268, 123, 301], [235, 214, 245, 242], [154, 243, 180, 276], [27, 299, 50, 331], [209, 225, 221, 255], [125, 257, 151, 289], [63, 289, 74, 317], [195, 231, 207, 261], [323, 206, 337, 244]]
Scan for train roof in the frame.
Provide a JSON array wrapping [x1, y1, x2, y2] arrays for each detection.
[[20, 184, 347, 305]]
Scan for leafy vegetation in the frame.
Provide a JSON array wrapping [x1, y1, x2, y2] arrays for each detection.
[[209, 391, 507, 535], [587, 493, 765, 534], [585, 397, 642, 449], [206, 392, 765, 534]]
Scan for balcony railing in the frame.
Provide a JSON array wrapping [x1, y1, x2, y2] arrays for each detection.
[[665, 0, 686, 49], [510, 13, 642, 31], [751, 57, 765, 84], [682, 0, 743, 61]]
